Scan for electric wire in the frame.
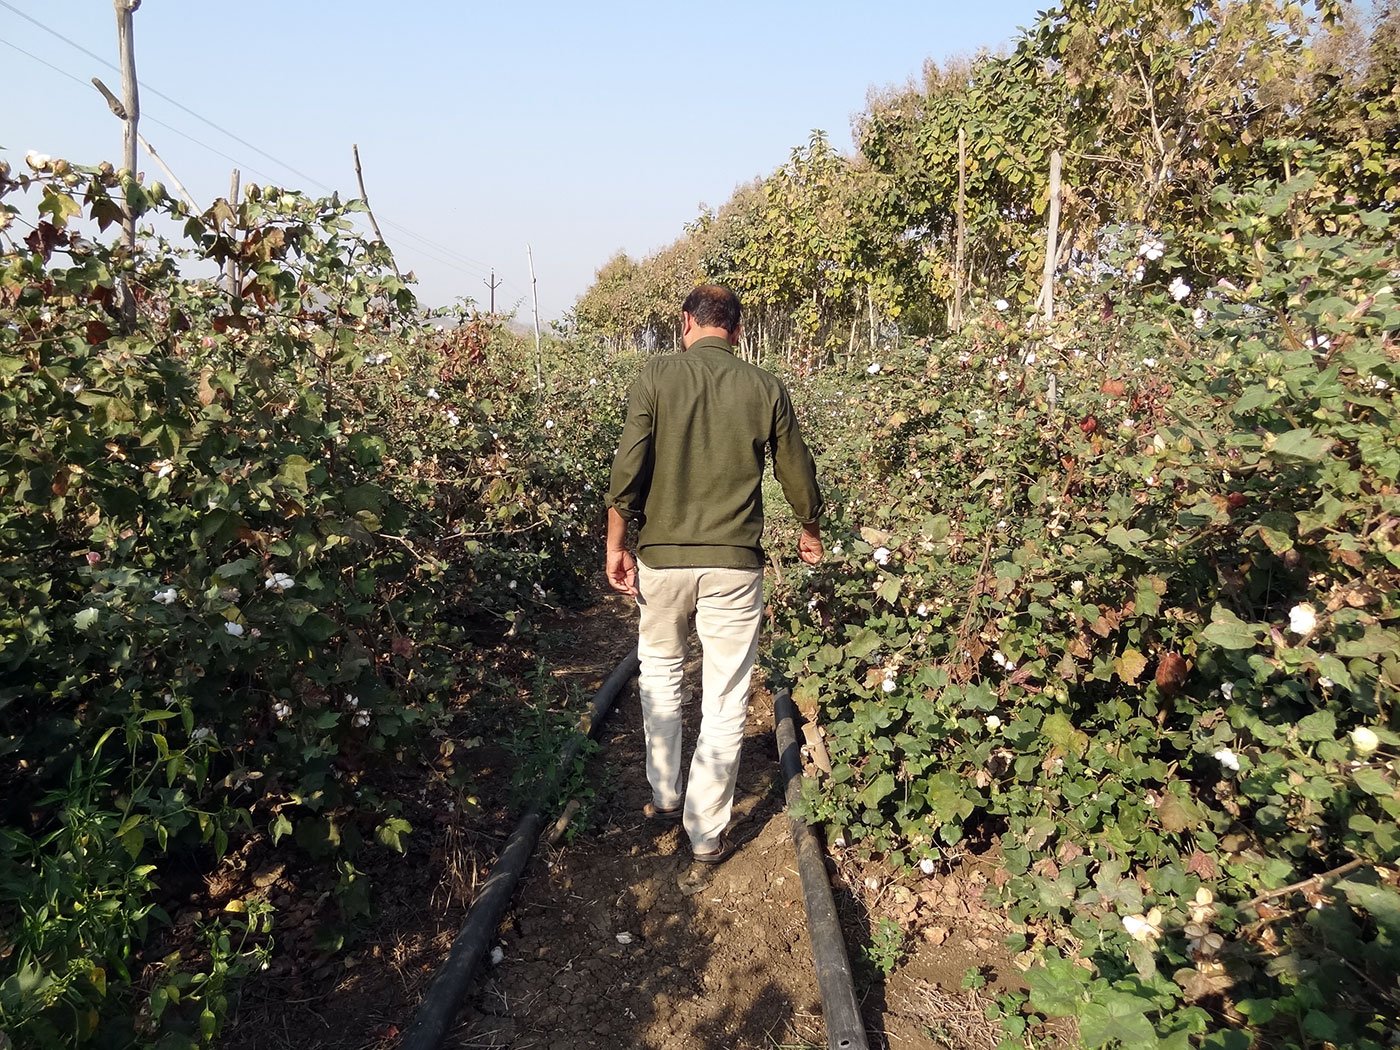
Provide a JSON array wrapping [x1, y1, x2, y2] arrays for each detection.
[[3, 39, 500, 289], [1, 0, 509, 286]]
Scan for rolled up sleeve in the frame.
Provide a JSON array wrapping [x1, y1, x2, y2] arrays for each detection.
[[771, 383, 823, 524], [605, 369, 655, 523]]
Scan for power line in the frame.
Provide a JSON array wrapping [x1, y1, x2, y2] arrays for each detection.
[[1, 0, 503, 281], [1, 39, 502, 287]]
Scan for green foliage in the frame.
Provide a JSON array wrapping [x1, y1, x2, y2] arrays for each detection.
[[860, 916, 906, 978], [768, 176, 1399, 1045], [0, 159, 618, 1046]]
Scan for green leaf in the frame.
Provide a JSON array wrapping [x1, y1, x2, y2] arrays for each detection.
[[1042, 712, 1089, 758], [277, 454, 313, 492], [1295, 710, 1336, 742], [1352, 767, 1393, 797], [845, 627, 881, 659], [1077, 992, 1157, 1048], [858, 772, 896, 809], [375, 816, 413, 854], [1106, 525, 1149, 555], [1268, 427, 1334, 462], [270, 812, 293, 845], [1200, 607, 1263, 650]]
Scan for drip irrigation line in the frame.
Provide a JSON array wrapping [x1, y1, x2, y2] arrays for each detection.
[[774, 687, 869, 1050], [401, 647, 640, 1050]]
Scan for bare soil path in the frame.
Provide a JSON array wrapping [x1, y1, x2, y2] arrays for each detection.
[[223, 579, 1015, 1049]]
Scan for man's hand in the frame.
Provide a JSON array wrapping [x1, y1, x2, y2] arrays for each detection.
[[798, 522, 824, 565], [606, 548, 638, 596]]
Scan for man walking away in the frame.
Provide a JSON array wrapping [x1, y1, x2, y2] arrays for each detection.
[[604, 284, 823, 866]]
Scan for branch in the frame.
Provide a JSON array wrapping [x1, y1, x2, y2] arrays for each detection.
[[1239, 857, 1371, 912], [351, 144, 402, 280]]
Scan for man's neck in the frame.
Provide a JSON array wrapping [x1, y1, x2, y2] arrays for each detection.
[[683, 326, 734, 349]]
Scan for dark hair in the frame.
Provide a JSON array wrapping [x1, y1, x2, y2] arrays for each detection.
[[681, 284, 741, 334]]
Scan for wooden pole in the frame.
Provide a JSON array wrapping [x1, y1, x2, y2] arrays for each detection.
[[526, 244, 543, 389], [953, 126, 967, 331], [114, 0, 140, 251], [135, 133, 197, 209], [352, 143, 402, 280], [484, 270, 501, 315], [1039, 149, 1062, 321], [226, 168, 240, 299], [867, 284, 876, 351]]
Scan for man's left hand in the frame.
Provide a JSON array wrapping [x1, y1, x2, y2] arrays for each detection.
[[606, 548, 638, 596]]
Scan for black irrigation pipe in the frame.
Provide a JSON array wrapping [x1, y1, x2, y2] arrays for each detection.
[[401, 647, 641, 1050], [774, 687, 870, 1050]]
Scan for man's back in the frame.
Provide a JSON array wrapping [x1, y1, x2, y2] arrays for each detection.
[[607, 336, 822, 570]]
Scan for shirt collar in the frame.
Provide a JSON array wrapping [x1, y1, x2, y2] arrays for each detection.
[[687, 335, 736, 355]]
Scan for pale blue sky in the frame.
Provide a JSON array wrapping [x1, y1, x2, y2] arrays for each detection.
[[3, 1, 1047, 319]]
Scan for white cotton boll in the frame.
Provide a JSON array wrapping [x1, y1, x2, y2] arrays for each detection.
[[1350, 726, 1380, 757], [919, 857, 936, 875], [545, 419, 555, 429], [264, 572, 295, 592], [881, 677, 897, 694], [153, 587, 178, 605], [1288, 602, 1317, 637], [872, 546, 891, 566], [1169, 276, 1191, 301], [866, 362, 881, 375], [1070, 580, 1084, 597], [1141, 357, 1157, 368], [994, 299, 1009, 312], [490, 946, 505, 966], [426, 387, 440, 400], [615, 932, 633, 945], [224, 621, 245, 637], [916, 603, 929, 617], [1213, 747, 1240, 772], [1220, 681, 1235, 701]]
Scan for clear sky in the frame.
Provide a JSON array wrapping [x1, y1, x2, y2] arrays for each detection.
[[3, 1, 1048, 320]]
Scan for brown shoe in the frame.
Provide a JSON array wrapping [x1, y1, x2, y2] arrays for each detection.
[[690, 831, 737, 865], [643, 801, 683, 823]]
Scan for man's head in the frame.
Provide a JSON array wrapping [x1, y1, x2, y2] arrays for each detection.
[[681, 284, 742, 348]]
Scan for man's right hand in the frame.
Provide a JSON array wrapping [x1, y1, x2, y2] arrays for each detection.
[[798, 523, 824, 565], [606, 548, 638, 596]]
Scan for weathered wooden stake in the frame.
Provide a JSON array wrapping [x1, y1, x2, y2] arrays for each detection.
[[1039, 149, 1063, 321], [526, 244, 543, 389], [953, 126, 967, 330], [352, 143, 402, 280], [114, 0, 140, 250], [226, 168, 241, 299]]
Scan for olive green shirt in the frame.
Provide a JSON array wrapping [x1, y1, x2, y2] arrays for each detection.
[[605, 336, 823, 569]]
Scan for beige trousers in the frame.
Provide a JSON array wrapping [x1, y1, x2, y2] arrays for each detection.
[[635, 562, 764, 852]]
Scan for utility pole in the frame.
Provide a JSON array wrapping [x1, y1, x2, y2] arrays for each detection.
[[526, 246, 543, 389], [484, 270, 502, 315]]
